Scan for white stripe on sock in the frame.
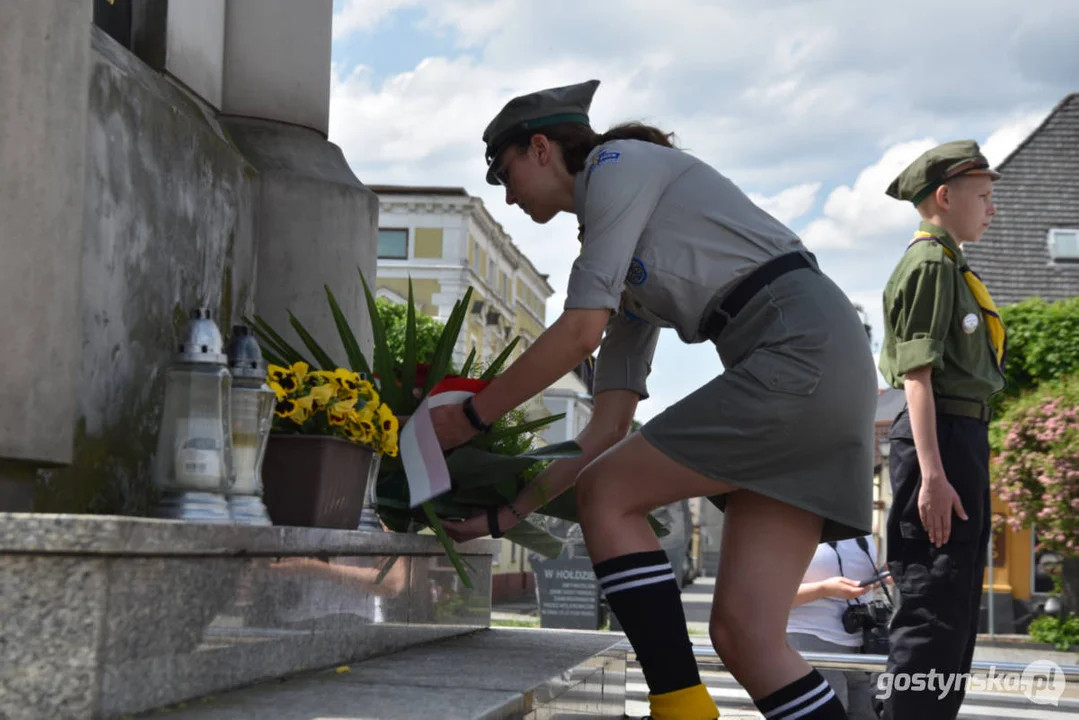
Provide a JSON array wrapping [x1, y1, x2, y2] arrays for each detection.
[[764, 680, 829, 718], [779, 688, 837, 720], [598, 563, 672, 586], [602, 572, 677, 596]]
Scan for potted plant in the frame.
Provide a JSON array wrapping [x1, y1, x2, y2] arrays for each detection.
[[259, 360, 398, 529], [246, 271, 667, 586]]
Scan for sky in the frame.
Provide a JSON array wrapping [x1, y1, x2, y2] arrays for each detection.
[[327, 0, 1079, 423]]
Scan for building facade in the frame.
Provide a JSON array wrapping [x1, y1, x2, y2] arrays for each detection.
[[370, 185, 553, 375]]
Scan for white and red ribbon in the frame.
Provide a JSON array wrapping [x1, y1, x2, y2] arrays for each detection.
[[399, 377, 489, 508]]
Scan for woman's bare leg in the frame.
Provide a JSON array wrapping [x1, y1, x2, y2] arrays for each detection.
[[575, 433, 849, 719], [709, 490, 822, 698], [575, 433, 739, 562], [575, 433, 738, 720]]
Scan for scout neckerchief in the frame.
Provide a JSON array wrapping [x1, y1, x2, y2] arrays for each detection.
[[909, 230, 1007, 371]]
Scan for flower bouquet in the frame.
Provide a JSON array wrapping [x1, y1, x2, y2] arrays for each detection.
[[246, 269, 666, 586]]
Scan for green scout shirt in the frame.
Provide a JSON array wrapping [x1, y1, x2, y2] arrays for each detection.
[[879, 221, 1006, 402]]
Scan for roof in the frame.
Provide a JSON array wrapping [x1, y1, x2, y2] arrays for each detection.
[[876, 388, 906, 424], [962, 93, 1079, 306], [366, 185, 469, 197]]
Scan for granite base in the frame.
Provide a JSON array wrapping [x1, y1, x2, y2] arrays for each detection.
[[0, 513, 496, 719]]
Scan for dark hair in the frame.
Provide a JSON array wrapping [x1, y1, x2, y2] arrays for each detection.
[[508, 122, 677, 174]]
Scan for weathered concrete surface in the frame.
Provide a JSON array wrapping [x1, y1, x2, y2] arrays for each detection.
[[34, 27, 258, 515], [222, 117, 379, 371], [222, 0, 333, 135], [0, 0, 92, 479]]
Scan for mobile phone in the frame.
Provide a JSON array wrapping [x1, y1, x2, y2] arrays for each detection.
[[858, 571, 891, 588]]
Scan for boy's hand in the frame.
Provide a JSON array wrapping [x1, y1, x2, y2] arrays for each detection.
[[918, 469, 968, 547]]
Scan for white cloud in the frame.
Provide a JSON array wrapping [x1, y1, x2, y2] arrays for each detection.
[[749, 183, 821, 227], [981, 110, 1050, 168], [332, 0, 420, 39], [799, 140, 930, 250], [326, 0, 1076, 421]]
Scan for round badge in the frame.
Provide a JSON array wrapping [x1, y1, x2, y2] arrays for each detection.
[[962, 313, 979, 334], [626, 257, 647, 286]]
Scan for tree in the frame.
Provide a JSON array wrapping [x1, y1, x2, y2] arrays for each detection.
[[376, 297, 446, 367]]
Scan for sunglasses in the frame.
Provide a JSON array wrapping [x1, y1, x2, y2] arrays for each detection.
[[491, 147, 525, 187]]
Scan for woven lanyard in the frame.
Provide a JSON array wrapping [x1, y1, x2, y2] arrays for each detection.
[[909, 231, 1007, 371]]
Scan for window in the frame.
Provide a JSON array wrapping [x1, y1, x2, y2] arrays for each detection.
[[377, 228, 408, 259], [1048, 228, 1079, 263]]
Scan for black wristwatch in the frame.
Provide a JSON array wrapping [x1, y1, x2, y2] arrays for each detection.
[[463, 396, 493, 433]]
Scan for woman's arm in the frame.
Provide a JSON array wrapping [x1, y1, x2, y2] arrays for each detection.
[[471, 308, 612, 424], [442, 388, 639, 542], [431, 308, 612, 450]]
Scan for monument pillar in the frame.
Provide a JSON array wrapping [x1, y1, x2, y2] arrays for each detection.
[[220, 0, 378, 365], [0, 1, 93, 509]]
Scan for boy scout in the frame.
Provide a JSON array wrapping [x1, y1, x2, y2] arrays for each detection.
[[878, 140, 1007, 720]]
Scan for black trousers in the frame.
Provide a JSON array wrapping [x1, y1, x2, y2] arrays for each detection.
[[880, 409, 991, 720]]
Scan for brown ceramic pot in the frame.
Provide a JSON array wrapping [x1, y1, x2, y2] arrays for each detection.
[[261, 434, 375, 528]]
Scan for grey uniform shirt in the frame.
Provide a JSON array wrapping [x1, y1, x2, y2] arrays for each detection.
[[568, 139, 806, 399]]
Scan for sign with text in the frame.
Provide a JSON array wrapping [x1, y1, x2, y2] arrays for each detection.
[[533, 557, 601, 630]]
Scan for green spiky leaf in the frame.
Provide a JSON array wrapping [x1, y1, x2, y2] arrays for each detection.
[[287, 310, 337, 370], [480, 336, 520, 381], [357, 271, 401, 410], [324, 285, 372, 378]]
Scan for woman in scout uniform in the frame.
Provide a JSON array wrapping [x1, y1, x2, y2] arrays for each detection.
[[435, 79, 878, 720], [878, 140, 1006, 720]]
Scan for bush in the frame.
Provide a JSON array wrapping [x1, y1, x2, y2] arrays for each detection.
[[1028, 613, 1079, 652], [990, 375, 1079, 557], [993, 297, 1079, 414]]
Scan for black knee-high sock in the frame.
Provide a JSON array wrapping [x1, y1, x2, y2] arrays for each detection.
[[755, 669, 848, 719], [594, 550, 700, 694]]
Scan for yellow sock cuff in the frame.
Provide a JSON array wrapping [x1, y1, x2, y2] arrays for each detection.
[[647, 683, 719, 719]]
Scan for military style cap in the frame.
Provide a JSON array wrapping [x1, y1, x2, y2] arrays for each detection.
[[482, 79, 601, 185], [886, 139, 1001, 206]]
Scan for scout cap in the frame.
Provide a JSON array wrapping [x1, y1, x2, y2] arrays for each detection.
[[886, 139, 1001, 206], [482, 79, 600, 185]]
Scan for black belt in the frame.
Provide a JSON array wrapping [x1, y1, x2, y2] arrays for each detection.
[[935, 395, 993, 423], [701, 251, 814, 342]]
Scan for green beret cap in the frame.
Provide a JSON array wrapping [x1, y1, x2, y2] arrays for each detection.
[[482, 80, 600, 185], [886, 139, 1002, 205]]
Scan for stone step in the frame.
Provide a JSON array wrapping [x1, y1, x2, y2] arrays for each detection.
[[624, 666, 1079, 719], [141, 627, 628, 719]]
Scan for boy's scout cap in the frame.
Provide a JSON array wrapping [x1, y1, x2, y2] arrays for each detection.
[[886, 139, 1001, 205], [482, 79, 600, 185]]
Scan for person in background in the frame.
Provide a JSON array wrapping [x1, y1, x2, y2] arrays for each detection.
[[787, 536, 885, 719]]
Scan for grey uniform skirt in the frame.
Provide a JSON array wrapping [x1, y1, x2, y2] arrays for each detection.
[[640, 262, 878, 543]]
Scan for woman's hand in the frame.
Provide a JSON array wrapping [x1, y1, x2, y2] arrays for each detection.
[[817, 576, 869, 601], [442, 509, 494, 543], [429, 403, 478, 450]]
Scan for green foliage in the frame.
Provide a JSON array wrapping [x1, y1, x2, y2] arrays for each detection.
[[989, 374, 1079, 558], [1028, 612, 1079, 651], [376, 297, 445, 367], [993, 296, 1079, 414]]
